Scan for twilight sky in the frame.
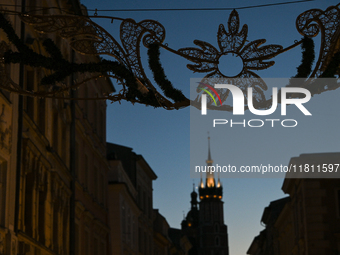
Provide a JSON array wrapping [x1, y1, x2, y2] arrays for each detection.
[[80, 0, 340, 254]]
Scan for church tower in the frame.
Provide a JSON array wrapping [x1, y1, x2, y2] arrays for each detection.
[[198, 136, 229, 255], [182, 137, 229, 255]]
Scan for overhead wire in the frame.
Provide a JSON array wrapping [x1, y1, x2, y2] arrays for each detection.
[[86, 0, 315, 12], [0, 6, 78, 15], [0, 0, 315, 14]]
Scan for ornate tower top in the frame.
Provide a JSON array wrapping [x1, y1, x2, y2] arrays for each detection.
[[199, 135, 222, 200], [191, 183, 198, 210]]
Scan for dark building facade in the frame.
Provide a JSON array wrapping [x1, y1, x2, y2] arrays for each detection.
[[182, 138, 229, 255], [247, 153, 340, 255]]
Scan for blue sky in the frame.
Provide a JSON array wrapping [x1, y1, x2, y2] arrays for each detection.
[[80, 1, 340, 254]]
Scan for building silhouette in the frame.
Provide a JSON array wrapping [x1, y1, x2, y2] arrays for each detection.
[[0, 0, 115, 254], [182, 137, 229, 255], [107, 142, 157, 255], [247, 153, 340, 255], [0, 1, 193, 254]]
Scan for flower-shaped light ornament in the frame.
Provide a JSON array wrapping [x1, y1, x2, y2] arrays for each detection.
[[178, 10, 284, 109]]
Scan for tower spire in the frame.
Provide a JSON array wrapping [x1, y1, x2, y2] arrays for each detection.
[[206, 135, 215, 187], [206, 134, 213, 165]]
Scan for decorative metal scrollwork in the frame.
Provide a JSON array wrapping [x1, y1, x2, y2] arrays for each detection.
[[296, 4, 340, 77], [0, 3, 339, 110]]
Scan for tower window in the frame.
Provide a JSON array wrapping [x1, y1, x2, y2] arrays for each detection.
[[214, 223, 219, 233], [215, 236, 220, 246]]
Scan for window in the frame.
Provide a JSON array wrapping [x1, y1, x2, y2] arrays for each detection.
[[84, 154, 88, 188], [143, 191, 146, 213], [24, 158, 35, 237], [42, 0, 49, 15], [144, 234, 147, 255], [138, 228, 142, 253], [138, 186, 141, 207], [75, 142, 79, 179], [94, 237, 98, 255], [62, 209, 68, 254], [53, 200, 60, 253], [100, 173, 104, 204], [93, 101, 97, 132], [122, 201, 126, 241], [38, 171, 47, 244], [215, 236, 220, 246], [148, 196, 152, 219], [75, 224, 79, 255], [94, 167, 98, 199], [84, 85, 88, 115], [214, 223, 219, 233], [127, 209, 131, 243], [0, 161, 7, 226], [61, 124, 67, 163], [132, 217, 136, 249], [84, 230, 90, 255], [53, 112, 59, 152], [25, 70, 35, 119], [37, 98, 46, 134], [100, 242, 105, 255], [102, 174, 106, 206], [1, 64, 11, 101], [27, 0, 37, 13], [100, 110, 105, 142], [149, 234, 152, 255]]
